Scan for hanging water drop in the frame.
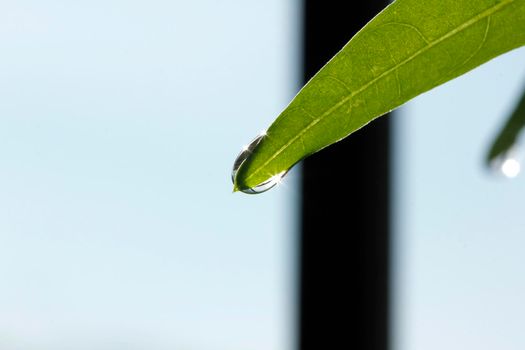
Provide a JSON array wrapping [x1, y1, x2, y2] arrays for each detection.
[[500, 157, 521, 178], [231, 134, 264, 183], [234, 170, 288, 194], [490, 148, 522, 179], [231, 132, 288, 194]]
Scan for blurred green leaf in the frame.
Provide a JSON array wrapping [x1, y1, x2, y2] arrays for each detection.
[[233, 0, 525, 193], [486, 86, 525, 164]]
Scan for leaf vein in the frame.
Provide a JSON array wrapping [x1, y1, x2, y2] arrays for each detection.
[[325, 75, 352, 93], [379, 21, 430, 44], [458, 15, 491, 70], [245, 0, 514, 183]]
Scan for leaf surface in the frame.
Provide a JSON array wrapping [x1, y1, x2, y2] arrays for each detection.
[[233, 0, 525, 192]]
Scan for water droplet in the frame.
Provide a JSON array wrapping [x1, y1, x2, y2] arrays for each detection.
[[231, 132, 288, 194], [501, 158, 521, 178], [235, 170, 288, 194], [490, 148, 521, 179], [231, 134, 264, 182]]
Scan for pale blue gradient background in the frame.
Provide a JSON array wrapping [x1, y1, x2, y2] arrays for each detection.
[[394, 47, 525, 350], [0, 1, 299, 349], [4, 1, 525, 349]]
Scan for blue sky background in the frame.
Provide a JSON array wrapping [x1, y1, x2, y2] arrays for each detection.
[[3, 1, 525, 350], [0, 1, 299, 349], [394, 47, 525, 350]]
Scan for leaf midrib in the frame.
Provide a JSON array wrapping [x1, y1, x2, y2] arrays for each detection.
[[244, 0, 514, 185]]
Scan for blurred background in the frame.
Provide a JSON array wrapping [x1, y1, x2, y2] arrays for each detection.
[[1, 1, 525, 350], [0, 1, 299, 349]]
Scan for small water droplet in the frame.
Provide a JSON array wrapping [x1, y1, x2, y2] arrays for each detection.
[[501, 158, 521, 178], [490, 149, 521, 179], [232, 133, 288, 194], [236, 170, 288, 194], [231, 134, 264, 182]]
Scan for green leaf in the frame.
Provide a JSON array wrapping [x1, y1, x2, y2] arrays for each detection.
[[233, 0, 525, 193], [486, 85, 525, 164]]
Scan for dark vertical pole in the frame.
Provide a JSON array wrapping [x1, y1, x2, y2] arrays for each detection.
[[299, 1, 390, 350]]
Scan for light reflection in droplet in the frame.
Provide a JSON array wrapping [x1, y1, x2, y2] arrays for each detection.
[[231, 132, 289, 194], [489, 146, 522, 180], [501, 158, 521, 178], [237, 170, 288, 194], [231, 134, 265, 184]]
